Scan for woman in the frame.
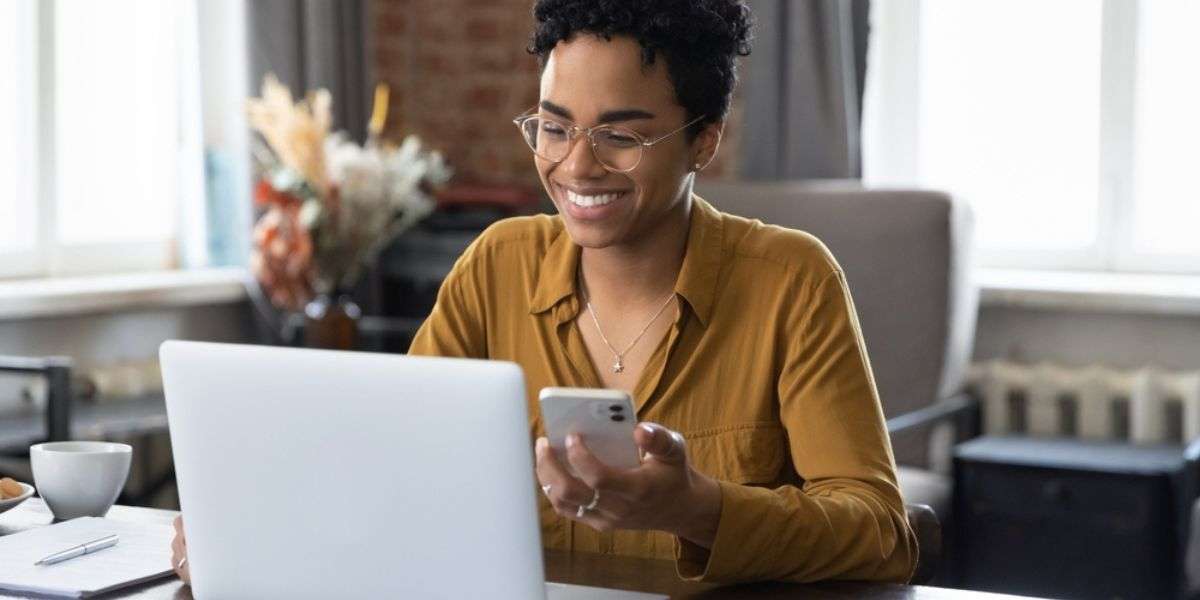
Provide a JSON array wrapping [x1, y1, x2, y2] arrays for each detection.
[[174, 0, 917, 584]]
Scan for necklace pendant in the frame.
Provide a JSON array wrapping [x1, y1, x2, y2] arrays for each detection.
[[612, 358, 624, 373]]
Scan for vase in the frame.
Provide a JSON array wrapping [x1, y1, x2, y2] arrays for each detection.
[[303, 292, 362, 350]]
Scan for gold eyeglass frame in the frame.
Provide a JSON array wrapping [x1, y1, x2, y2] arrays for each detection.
[[512, 108, 707, 173]]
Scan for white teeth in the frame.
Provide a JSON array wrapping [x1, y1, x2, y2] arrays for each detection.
[[566, 190, 621, 208]]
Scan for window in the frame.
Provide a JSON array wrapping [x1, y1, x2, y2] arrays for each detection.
[[0, 0, 204, 280], [863, 0, 1200, 273], [0, 1, 38, 276], [1129, 0, 1200, 268]]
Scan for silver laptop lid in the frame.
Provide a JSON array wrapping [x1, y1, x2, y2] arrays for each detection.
[[161, 341, 543, 599]]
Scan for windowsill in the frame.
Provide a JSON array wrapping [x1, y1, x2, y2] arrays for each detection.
[[0, 267, 249, 321], [3, 266, 1196, 321], [978, 268, 1200, 316]]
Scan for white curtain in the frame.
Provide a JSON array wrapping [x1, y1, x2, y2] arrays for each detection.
[[196, 0, 253, 268]]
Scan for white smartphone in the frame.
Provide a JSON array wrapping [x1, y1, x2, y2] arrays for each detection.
[[538, 387, 641, 476]]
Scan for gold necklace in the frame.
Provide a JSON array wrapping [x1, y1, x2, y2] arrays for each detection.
[[584, 290, 676, 374]]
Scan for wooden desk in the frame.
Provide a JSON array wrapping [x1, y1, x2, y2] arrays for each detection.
[[0, 499, 1035, 599]]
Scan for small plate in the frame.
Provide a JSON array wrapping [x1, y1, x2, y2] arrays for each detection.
[[0, 482, 35, 515]]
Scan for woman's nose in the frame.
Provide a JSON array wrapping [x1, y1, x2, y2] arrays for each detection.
[[559, 134, 608, 179]]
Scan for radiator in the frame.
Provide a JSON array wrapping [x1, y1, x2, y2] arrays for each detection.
[[967, 360, 1200, 444]]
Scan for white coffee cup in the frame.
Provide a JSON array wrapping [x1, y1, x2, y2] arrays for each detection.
[[30, 441, 132, 520]]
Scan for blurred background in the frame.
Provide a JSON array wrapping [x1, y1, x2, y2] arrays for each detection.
[[1, 1, 1199, 598]]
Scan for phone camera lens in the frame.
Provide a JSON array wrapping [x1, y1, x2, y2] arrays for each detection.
[[609, 404, 623, 412], [610, 414, 626, 422]]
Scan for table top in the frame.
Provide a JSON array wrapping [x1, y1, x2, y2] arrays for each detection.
[[0, 499, 1036, 599]]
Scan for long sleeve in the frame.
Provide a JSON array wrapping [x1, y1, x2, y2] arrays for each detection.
[[675, 268, 918, 583]]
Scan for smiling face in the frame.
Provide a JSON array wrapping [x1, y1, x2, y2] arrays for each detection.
[[535, 34, 716, 250]]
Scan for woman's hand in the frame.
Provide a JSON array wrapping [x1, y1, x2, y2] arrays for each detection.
[[171, 515, 191, 585], [534, 422, 723, 548]]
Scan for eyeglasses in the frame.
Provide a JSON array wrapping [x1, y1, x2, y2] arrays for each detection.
[[512, 109, 706, 173]]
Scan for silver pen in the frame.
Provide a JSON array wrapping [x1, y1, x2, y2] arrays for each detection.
[[34, 534, 120, 566]]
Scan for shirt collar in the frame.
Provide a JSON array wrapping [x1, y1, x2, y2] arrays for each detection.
[[529, 226, 581, 317], [674, 195, 724, 327], [528, 194, 725, 327]]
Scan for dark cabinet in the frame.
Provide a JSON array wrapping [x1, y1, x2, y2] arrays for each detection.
[[954, 436, 1192, 599]]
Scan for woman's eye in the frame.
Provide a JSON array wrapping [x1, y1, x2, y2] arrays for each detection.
[[600, 132, 638, 147], [541, 122, 567, 137]]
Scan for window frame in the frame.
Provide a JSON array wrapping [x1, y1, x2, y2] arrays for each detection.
[[864, 0, 1200, 275], [0, 0, 41, 279], [0, 0, 187, 281]]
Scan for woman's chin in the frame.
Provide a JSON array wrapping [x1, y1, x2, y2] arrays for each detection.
[[555, 201, 633, 247], [561, 222, 623, 250]]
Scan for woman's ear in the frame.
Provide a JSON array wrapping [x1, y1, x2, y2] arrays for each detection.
[[691, 120, 725, 172]]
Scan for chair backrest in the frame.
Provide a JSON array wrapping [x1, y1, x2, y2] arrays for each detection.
[[697, 181, 977, 467]]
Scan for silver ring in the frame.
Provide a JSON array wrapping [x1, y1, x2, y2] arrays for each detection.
[[177, 556, 188, 570], [575, 488, 601, 517]]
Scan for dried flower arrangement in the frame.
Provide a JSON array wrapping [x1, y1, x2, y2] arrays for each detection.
[[247, 75, 452, 311]]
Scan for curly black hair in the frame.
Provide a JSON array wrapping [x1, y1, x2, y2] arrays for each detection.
[[528, 0, 752, 139]]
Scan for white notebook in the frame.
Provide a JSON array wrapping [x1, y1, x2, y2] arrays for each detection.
[[0, 516, 175, 597]]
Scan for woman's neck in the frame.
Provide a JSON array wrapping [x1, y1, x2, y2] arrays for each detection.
[[579, 194, 693, 308]]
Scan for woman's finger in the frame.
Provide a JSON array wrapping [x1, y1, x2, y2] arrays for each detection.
[[586, 489, 633, 523], [534, 437, 594, 507], [565, 433, 629, 493], [634, 422, 687, 465], [171, 543, 189, 583], [575, 511, 615, 533], [171, 516, 191, 584], [176, 557, 190, 584]]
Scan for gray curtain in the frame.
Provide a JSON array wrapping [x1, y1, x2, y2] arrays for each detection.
[[741, 0, 870, 180], [247, 0, 370, 142]]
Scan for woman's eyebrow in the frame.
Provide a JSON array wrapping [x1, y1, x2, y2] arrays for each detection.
[[597, 108, 655, 124], [539, 100, 656, 124]]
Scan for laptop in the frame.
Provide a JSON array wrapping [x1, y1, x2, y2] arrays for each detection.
[[160, 341, 664, 599]]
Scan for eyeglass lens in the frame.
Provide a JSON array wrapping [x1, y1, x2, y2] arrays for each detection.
[[519, 117, 642, 172]]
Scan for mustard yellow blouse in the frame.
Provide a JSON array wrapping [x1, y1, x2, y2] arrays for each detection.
[[408, 196, 917, 584]]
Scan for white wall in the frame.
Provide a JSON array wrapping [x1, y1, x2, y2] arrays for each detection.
[[0, 301, 254, 410], [0, 302, 252, 368], [973, 305, 1200, 371]]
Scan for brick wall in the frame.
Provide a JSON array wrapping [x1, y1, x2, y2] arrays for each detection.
[[371, 0, 742, 187]]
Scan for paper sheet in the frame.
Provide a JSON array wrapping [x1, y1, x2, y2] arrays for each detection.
[[0, 516, 175, 597]]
